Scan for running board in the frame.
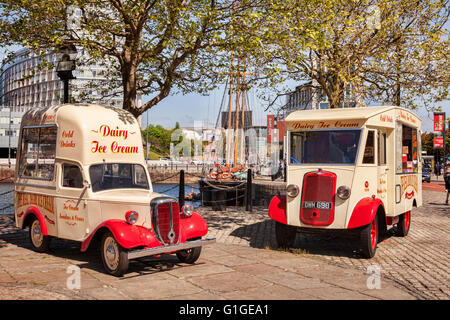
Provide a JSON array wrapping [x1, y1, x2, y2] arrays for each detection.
[[127, 238, 216, 260]]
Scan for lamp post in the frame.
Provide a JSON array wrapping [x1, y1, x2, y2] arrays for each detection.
[[7, 107, 11, 168], [56, 44, 77, 103]]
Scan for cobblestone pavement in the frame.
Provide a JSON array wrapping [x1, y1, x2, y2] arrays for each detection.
[[0, 223, 414, 301], [0, 188, 446, 300], [198, 189, 450, 300]]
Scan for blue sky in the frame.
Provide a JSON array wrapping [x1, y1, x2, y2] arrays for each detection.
[[141, 86, 449, 133], [141, 84, 274, 129]]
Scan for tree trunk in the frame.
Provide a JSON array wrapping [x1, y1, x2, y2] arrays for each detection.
[[326, 75, 343, 109], [121, 46, 139, 117]]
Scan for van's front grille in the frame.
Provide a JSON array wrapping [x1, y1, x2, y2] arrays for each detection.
[[151, 197, 180, 245], [300, 170, 336, 226]]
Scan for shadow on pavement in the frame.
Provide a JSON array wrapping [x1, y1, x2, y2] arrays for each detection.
[[229, 219, 399, 260], [0, 215, 200, 278]]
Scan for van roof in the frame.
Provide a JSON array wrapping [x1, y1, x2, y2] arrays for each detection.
[[20, 104, 145, 165], [21, 103, 135, 126], [285, 105, 407, 122]]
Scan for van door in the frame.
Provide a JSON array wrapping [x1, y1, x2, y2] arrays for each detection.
[[353, 129, 378, 210], [377, 130, 388, 211], [56, 162, 88, 241]]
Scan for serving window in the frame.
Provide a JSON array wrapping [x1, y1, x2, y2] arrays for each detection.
[[18, 125, 57, 180], [395, 122, 418, 174]]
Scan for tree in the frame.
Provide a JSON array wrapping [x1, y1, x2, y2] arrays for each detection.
[[0, 0, 267, 117], [421, 131, 434, 155], [258, 0, 449, 110]]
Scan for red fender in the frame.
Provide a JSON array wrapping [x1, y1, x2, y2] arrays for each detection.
[[81, 219, 160, 252], [347, 197, 385, 229], [180, 212, 208, 241], [268, 195, 287, 224], [22, 206, 49, 235]]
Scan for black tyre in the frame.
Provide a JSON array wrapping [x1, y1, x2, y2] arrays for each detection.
[[100, 231, 129, 277], [176, 246, 202, 264], [360, 215, 378, 258], [275, 221, 297, 249], [28, 216, 51, 253], [396, 211, 411, 237]]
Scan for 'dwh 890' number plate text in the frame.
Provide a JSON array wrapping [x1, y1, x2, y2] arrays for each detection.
[[302, 201, 331, 210]]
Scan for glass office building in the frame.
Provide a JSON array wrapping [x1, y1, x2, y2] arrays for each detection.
[[0, 47, 122, 111]]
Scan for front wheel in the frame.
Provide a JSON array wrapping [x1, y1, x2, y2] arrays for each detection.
[[360, 215, 378, 258], [176, 246, 202, 264], [100, 231, 129, 277], [275, 221, 297, 249]]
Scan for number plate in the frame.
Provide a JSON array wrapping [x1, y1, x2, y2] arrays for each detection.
[[302, 201, 332, 210]]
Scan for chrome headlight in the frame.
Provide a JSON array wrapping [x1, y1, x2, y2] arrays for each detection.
[[125, 211, 139, 224], [336, 185, 351, 200], [182, 204, 194, 217], [286, 184, 299, 198]]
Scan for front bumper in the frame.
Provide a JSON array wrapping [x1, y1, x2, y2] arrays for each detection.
[[127, 238, 216, 260]]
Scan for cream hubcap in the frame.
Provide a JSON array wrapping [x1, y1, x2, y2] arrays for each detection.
[[104, 237, 119, 270], [31, 220, 43, 247]]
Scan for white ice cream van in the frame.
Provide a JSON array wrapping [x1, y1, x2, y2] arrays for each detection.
[[14, 104, 215, 276], [269, 106, 422, 258]]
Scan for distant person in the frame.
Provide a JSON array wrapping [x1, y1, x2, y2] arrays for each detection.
[[435, 163, 440, 176], [444, 163, 450, 205]]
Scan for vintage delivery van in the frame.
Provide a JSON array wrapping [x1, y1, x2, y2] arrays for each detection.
[[269, 106, 422, 258], [14, 104, 215, 276]]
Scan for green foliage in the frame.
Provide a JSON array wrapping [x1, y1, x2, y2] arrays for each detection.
[[1, 0, 447, 115], [256, 0, 449, 110], [142, 124, 173, 156], [0, 0, 273, 117]]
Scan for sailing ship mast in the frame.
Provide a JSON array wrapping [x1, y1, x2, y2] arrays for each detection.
[[223, 54, 251, 168]]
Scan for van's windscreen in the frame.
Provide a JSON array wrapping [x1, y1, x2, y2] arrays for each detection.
[[89, 163, 149, 192], [290, 130, 361, 165]]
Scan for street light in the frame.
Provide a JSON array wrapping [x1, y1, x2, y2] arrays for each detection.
[[56, 44, 77, 103]]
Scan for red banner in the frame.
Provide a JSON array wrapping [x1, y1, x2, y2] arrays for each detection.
[[433, 137, 444, 149], [277, 120, 285, 143], [433, 112, 446, 150], [433, 113, 444, 132]]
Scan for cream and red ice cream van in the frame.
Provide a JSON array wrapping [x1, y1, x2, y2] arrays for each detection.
[[269, 106, 422, 258], [14, 104, 215, 276]]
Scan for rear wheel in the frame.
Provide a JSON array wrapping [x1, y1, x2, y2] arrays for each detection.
[[28, 217, 51, 253], [360, 215, 378, 258], [396, 211, 411, 237], [275, 221, 297, 249], [100, 231, 129, 277]]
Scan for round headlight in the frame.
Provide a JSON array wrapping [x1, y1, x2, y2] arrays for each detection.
[[337, 185, 351, 200], [286, 184, 299, 198], [182, 204, 194, 217], [125, 211, 139, 224]]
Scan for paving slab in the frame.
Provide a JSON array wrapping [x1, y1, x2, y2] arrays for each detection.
[[2, 190, 446, 300]]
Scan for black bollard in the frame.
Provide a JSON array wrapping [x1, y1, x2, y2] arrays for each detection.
[[246, 168, 252, 212], [179, 170, 185, 209]]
